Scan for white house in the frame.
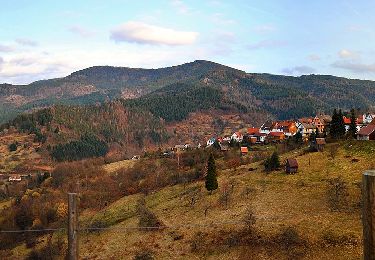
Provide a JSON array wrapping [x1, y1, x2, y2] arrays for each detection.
[[231, 132, 243, 142], [363, 113, 375, 125], [206, 137, 216, 147]]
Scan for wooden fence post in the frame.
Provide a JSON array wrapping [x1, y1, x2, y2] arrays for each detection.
[[362, 170, 375, 260], [68, 193, 79, 260]]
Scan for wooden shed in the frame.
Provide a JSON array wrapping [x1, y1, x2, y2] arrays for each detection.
[[285, 158, 298, 174], [240, 146, 249, 155]]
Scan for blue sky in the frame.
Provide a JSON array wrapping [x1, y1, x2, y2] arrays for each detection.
[[0, 0, 375, 84]]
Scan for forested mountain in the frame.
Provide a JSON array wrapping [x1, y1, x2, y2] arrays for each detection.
[[2, 60, 375, 160], [1, 60, 375, 125], [2, 60, 375, 124], [0, 60, 234, 123]]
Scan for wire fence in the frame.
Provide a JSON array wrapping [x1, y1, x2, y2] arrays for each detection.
[[0, 220, 246, 233]]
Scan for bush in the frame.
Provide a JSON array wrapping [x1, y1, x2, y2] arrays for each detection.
[[322, 229, 359, 246], [136, 197, 164, 230], [134, 249, 154, 260], [8, 143, 17, 152], [264, 152, 280, 172], [327, 177, 349, 211]]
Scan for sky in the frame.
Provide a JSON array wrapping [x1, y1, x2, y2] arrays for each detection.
[[1, 0, 375, 84]]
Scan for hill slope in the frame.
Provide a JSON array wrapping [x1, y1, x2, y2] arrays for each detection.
[[1, 60, 375, 124]]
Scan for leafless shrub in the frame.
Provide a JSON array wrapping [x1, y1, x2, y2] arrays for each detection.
[[133, 249, 154, 260], [328, 144, 339, 159], [327, 177, 349, 211], [136, 197, 164, 230]]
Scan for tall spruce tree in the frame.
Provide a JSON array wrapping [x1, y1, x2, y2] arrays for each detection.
[[330, 109, 346, 139], [205, 153, 218, 193], [348, 109, 357, 139], [337, 109, 346, 138], [264, 151, 280, 172]]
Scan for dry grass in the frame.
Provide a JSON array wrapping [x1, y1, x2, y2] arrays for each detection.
[[102, 159, 136, 174], [75, 142, 371, 259], [4, 141, 373, 259]]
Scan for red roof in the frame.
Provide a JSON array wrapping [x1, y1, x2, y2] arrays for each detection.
[[343, 116, 351, 124], [358, 125, 375, 136], [241, 147, 248, 153], [247, 127, 260, 135], [269, 132, 285, 137]]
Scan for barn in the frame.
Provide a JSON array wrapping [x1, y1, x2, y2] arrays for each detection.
[[285, 158, 298, 174]]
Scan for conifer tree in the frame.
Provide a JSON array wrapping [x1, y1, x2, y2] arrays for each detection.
[[348, 109, 357, 139], [337, 109, 346, 138], [264, 151, 280, 172], [330, 109, 345, 139], [205, 153, 218, 193]]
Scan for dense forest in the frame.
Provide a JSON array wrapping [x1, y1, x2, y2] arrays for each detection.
[[1, 60, 375, 124]]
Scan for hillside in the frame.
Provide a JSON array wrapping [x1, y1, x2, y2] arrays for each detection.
[[0, 60, 235, 123], [1, 141, 374, 259], [1, 60, 375, 124]]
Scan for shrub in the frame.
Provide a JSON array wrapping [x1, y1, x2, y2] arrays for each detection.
[[136, 197, 164, 230], [242, 208, 256, 231], [8, 142, 17, 152], [327, 177, 349, 211], [133, 249, 154, 260], [264, 152, 280, 172]]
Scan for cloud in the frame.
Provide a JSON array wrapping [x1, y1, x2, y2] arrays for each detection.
[[0, 44, 14, 52], [308, 54, 320, 61], [332, 61, 375, 73], [253, 24, 276, 33], [282, 66, 316, 75], [10, 57, 37, 66], [247, 39, 286, 50], [0, 56, 4, 71], [338, 49, 360, 59], [15, 38, 38, 47], [69, 25, 95, 37], [110, 21, 198, 46]]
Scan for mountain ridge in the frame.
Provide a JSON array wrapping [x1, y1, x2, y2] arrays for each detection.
[[1, 60, 375, 124]]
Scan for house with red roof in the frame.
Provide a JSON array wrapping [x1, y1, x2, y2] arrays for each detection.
[[231, 132, 243, 143], [357, 124, 375, 140], [267, 132, 285, 142]]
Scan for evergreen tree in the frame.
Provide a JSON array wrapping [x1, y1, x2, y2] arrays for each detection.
[[348, 109, 357, 139], [293, 131, 303, 144], [330, 109, 345, 139], [205, 153, 218, 193], [337, 109, 346, 138], [264, 151, 280, 172]]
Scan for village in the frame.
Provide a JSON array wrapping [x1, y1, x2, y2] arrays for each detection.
[[202, 113, 375, 150]]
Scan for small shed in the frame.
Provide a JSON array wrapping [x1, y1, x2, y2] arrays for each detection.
[[315, 138, 326, 151], [240, 146, 249, 155], [285, 158, 298, 174]]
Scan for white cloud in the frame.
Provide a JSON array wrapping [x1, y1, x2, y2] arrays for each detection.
[[15, 38, 38, 47], [338, 49, 360, 59], [69, 25, 95, 38], [110, 21, 198, 46], [0, 44, 14, 52], [332, 61, 375, 73], [282, 66, 316, 75], [0, 56, 4, 71]]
